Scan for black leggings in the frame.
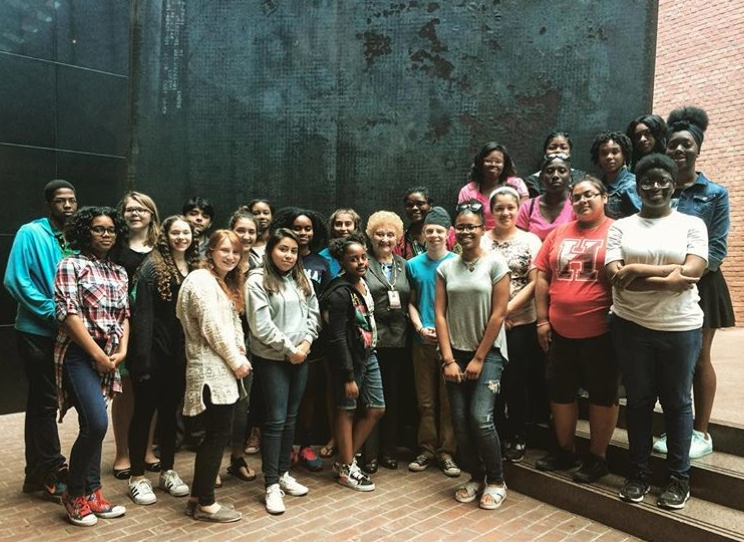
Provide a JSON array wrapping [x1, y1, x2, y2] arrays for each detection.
[[190, 387, 234, 506], [129, 366, 184, 476]]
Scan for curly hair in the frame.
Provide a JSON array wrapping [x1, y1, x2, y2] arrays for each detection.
[[262, 228, 312, 298], [329, 232, 368, 262], [118, 191, 160, 247], [150, 215, 199, 302], [366, 211, 404, 240], [202, 230, 246, 313], [469, 142, 517, 187], [270, 207, 329, 251], [667, 105, 709, 149], [65, 206, 127, 253], [590, 131, 632, 167], [634, 153, 678, 182]]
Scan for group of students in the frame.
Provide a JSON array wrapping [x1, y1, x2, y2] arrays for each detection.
[[4, 104, 732, 527]]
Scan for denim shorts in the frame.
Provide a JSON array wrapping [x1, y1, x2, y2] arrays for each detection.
[[336, 352, 386, 411]]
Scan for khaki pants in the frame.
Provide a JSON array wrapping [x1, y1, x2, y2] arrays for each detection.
[[412, 342, 456, 458]]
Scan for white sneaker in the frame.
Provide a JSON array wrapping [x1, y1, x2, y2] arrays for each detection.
[[159, 469, 190, 497], [128, 478, 157, 505], [337, 459, 375, 492], [279, 472, 309, 496], [689, 430, 713, 459], [265, 483, 285, 515], [652, 434, 668, 454]]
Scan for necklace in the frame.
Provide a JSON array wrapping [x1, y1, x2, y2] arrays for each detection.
[[462, 256, 481, 273]]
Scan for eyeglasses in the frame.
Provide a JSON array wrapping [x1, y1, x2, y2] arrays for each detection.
[[454, 224, 483, 233], [52, 198, 77, 205], [90, 226, 117, 236], [124, 207, 151, 215], [483, 160, 503, 166], [571, 192, 601, 203], [639, 179, 673, 190], [404, 200, 428, 209], [456, 202, 484, 213]]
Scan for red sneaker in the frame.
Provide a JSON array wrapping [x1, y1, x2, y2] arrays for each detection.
[[62, 491, 97, 526], [87, 488, 126, 519]]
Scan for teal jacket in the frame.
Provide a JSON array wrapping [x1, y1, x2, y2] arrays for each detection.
[[3, 218, 65, 337]]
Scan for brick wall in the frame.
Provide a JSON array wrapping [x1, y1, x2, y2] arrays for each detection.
[[653, 0, 744, 325]]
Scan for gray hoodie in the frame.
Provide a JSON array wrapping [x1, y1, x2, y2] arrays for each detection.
[[245, 269, 321, 361]]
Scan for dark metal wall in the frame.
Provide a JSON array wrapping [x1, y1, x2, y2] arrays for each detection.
[[0, 1, 130, 413], [129, 0, 658, 223]]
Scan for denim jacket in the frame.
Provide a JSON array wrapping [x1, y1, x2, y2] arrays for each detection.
[[604, 167, 641, 220], [674, 172, 729, 272]]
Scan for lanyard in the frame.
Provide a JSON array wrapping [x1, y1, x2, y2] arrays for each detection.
[[369, 259, 399, 291]]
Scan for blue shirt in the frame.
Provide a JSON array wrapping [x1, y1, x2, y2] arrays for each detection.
[[319, 247, 342, 278], [673, 172, 729, 272], [4, 218, 66, 337], [604, 167, 641, 220], [406, 251, 455, 344]]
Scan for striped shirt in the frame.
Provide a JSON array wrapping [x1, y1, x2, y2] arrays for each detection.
[[54, 253, 129, 419]]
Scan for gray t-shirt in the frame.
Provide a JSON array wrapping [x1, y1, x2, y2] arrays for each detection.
[[437, 253, 510, 360]]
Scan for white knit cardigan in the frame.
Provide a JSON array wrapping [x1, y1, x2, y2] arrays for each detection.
[[176, 269, 248, 416]]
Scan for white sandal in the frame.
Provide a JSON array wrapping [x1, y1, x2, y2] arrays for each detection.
[[479, 483, 507, 510], [454, 479, 484, 503]]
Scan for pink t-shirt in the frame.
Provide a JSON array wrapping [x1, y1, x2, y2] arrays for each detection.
[[533, 219, 614, 339], [457, 178, 529, 230], [516, 195, 575, 241]]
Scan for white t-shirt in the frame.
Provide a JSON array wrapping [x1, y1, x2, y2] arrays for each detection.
[[605, 211, 708, 331]]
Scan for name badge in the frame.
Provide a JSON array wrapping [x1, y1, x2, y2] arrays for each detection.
[[387, 290, 402, 309]]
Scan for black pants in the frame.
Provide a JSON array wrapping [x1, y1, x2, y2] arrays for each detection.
[[17, 331, 66, 484], [363, 347, 404, 459], [190, 387, 234, 506], [495, 322, 547, 439], [129, 364, 185, 476]]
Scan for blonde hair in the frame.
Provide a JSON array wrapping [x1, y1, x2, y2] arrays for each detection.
[[365, 211, 404, 240], [119, 191, 161, 247]]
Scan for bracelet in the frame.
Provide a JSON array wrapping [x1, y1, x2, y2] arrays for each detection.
[[536, 321, 551, 328], [441, 359, 455, 369]]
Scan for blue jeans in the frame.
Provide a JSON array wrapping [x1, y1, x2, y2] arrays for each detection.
[[446, 348, 505, 484], [256, 356, 309, 487], [17, 331, 66, 485], [611, 316, 701, 480], [63, 343, 109, 497]]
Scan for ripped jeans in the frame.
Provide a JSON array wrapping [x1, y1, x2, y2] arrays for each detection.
[[446, 348, 505, 484]]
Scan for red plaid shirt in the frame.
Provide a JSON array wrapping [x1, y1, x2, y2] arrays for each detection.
[[54, 253, 129, 419]]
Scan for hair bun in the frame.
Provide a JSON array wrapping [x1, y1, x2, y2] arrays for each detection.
[[667, 106, 709, 132]]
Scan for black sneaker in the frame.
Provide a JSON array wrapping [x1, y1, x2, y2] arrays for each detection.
[[504, 437, 526, 463], [619, 476, 651, 503], [535, 449, 580, 472], [408, 453, 432, 472], [657, 476, 690, 510], [572, 454, 609, 484]]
